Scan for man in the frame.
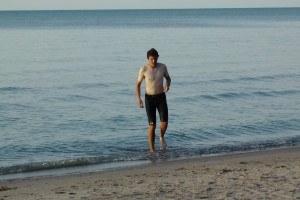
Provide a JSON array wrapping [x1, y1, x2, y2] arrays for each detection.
[[136, 48, 171, 153]]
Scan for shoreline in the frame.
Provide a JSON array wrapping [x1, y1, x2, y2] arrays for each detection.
[[1, 147, 299, 199], [0, 146, 296, 182]]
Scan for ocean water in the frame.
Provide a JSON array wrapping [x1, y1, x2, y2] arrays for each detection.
[[1, 8, 300, 180]]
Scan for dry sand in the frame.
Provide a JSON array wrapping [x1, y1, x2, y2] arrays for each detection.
[[1, 147, 300, 200]]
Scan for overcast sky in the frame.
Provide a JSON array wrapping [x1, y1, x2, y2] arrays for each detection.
[[1, 0, 300, 11]]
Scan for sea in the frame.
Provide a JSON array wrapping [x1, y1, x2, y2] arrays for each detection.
[[1, 8, 300, 180]]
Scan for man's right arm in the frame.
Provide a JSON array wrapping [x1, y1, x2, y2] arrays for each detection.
[[136, 80, 144, 108], [136, 68, 144, 108]]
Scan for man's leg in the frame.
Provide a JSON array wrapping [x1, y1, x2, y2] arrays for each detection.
[[148, 125, 156, 153], [158, 93, 168, 150], [160, 122, 168, 150], [144, 94, 157, 153], [160, 121, 168, 138]]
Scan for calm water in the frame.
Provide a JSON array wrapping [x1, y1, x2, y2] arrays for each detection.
[[1, 8, 300, 179]]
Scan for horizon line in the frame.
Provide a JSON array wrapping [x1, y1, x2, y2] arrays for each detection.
[[0, 6, 299, 12]]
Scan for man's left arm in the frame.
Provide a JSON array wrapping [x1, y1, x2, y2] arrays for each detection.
[[164, 65, 171, 92]]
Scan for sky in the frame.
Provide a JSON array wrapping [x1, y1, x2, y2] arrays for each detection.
[[1, 0, 300, 11]]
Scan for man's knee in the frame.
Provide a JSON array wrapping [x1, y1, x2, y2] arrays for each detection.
[[160, 121, 168, 132], [148, 124, 156, 130]]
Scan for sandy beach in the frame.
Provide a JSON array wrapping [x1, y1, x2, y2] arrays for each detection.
[[1, 147, 299, 200]]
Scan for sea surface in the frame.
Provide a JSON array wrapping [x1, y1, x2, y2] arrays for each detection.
[[1, 8, 300, 180]]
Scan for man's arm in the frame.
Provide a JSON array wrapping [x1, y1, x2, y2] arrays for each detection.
[[164, 76, 171, 92], [136, 80, 144, 108], [136, 67, 144, 108], [164, 65, 171, 92]]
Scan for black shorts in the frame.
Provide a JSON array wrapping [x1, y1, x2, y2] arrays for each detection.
[[145, 92, 168, 126]]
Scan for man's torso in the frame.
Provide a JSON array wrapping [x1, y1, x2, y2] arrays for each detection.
[[140, 63, 167, 95]]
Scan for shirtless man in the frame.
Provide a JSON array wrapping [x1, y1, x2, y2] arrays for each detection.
[[136, 48, 171, 153]]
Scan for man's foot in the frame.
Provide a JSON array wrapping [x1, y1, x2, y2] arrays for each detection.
[[160, 137, 167, 150]]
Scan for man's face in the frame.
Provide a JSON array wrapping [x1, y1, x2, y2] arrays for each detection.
[[148, 56, 158, 67]]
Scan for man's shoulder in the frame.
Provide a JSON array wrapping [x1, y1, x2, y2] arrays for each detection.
[[158, 63, 167, 70], [139, 65, 147, 71], [158, 63, 166, 67]]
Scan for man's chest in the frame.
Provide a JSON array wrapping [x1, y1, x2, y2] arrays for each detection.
[[145, 67, 164, 81]]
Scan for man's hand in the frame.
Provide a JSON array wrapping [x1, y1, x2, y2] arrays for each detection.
[[164, 84, 170, 92], [138, 99, 144, 108], [164, 76, 171, 93]]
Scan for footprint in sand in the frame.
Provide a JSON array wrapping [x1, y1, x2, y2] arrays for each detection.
[[0, 186, 17, 191], [52, 187, 67, 194]]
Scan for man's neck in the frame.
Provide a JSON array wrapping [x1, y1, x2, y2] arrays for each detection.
[[147, 63, 157, 68]]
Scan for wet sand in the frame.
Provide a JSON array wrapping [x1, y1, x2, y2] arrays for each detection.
[[1, 147, 300, 199]]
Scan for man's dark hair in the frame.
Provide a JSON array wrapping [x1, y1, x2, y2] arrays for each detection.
[[147, 48, 159, 59]]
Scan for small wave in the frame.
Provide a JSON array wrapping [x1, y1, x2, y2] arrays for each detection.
[[175, 96, 195, 103], [216, 92, 250, 99], [239, 73, 300, 82], [214, 119, 300, 136], [75, 83, 109, 89], [68, 95, 98, 101], [206, 89, 300, 100], [239, 76, 271, 81], [165, 136, 300, 161], [251, 89, 300, 97], [210, 73, 300, 84], [251, 91, 274, 97], [50, 94, 98, 102], [0, 103, 33, 110], [212, 78, 235, 83], [271, 89, 300, 96], [0, 87, 32, 93], [176, 88, 300, 102], [191, 137, 300, 155], [199, 95, 219, 100], [0, 155, 147, 176]]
